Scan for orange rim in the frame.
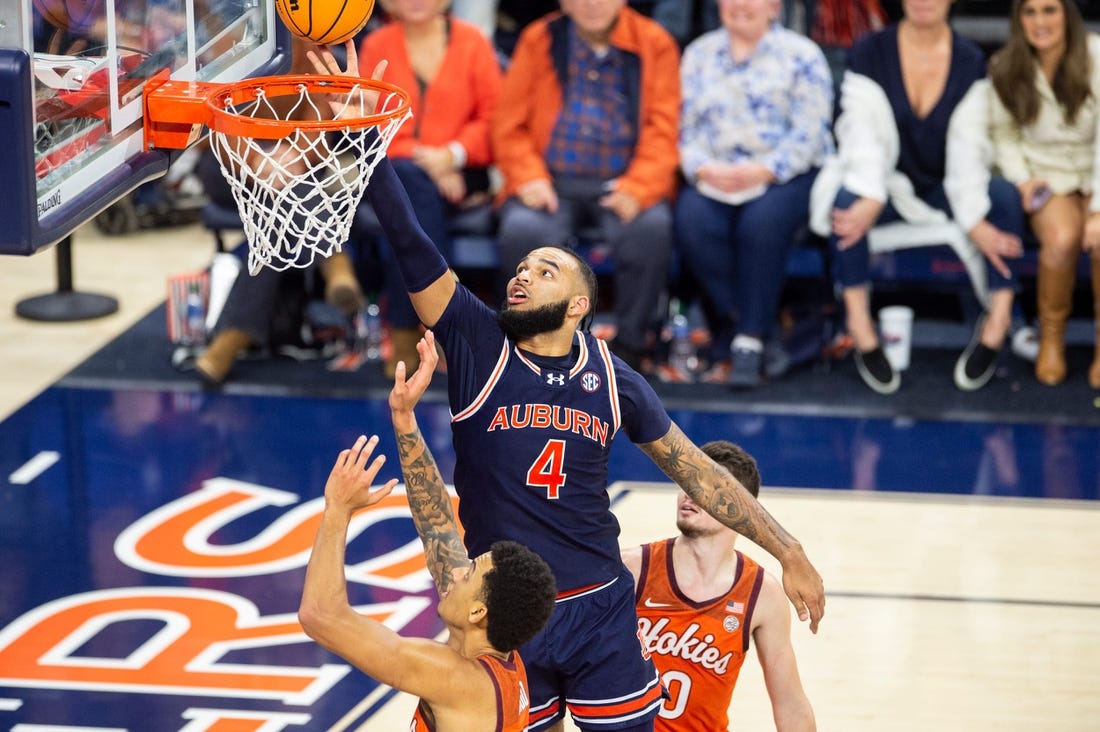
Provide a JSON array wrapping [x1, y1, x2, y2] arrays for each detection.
[[203, 75, 411, 140]]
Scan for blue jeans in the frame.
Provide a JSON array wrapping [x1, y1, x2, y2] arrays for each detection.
[[676, 171, 816, 359], [830, 178, 1024, 292]]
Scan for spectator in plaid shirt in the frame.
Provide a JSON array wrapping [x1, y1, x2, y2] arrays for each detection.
[[491, 0, 681, 370]]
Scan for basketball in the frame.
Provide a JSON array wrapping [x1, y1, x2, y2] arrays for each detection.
[[275, 0, 376, 45], [33, 0, 102, 34]]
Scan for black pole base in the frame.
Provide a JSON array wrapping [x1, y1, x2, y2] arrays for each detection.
[[15, 291, 119, 322], [14, 235, 119, 322]]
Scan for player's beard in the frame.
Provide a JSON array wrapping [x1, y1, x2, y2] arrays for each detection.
[[498, 298, 570, 341]]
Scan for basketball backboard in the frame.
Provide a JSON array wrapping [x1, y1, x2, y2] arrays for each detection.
[[0, 0, 291, 255]]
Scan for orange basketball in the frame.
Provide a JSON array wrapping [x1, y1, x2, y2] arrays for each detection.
[[275, 0, 376, 45], [33, 0, 102, 34]]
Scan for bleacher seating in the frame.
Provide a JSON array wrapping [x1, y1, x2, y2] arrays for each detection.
[[200, 201, 1072, 316]]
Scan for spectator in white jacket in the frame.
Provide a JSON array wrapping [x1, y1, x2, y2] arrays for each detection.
[[987, 0, 1100, 389], [809, 0, 1026, 395]]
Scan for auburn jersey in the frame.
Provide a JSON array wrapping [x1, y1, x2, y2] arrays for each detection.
[[437, 287, 670, 591], [410, 652, 530, 731], [635, 539, 765, 732]]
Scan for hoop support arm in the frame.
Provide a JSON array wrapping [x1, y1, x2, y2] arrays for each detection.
[[143, 70, 221, 150]]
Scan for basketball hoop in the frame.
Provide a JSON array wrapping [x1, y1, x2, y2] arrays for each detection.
[[144, 73, 412, 275]]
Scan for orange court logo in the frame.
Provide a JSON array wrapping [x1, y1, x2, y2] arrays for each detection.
[[0, 477, 459, 730]]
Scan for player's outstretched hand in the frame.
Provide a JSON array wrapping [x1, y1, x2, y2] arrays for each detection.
[[781, 548, 825, 634], [389, 330, 439, 416], [305, 41, 387, 118], [324, 435, 398, 513], [305, 40, 366, 80]]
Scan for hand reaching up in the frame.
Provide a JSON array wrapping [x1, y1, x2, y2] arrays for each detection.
[[305, 41, 388, 119], [389, 330, 440, 417], [323, 435, 398, 515]]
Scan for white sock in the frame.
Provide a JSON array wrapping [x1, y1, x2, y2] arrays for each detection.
[[732, 335, 763, 353]]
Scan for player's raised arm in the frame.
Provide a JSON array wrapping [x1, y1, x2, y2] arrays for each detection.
[[308, 42, 456, 327], [389, 331, 468, 595], [298, 436, 410, 676], [299, 433, 497, 707], [637, 422, 825, 632], [300, 437, 397, 636]]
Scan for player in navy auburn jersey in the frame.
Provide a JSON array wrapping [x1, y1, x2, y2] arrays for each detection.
[[624, 441, 816, 732], [311, 41, 823, 732]]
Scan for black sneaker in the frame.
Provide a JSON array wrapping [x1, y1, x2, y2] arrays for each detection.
[[729, 347, 764, 388], [955, 318, 999, 391], [854, 346, 900, 394]]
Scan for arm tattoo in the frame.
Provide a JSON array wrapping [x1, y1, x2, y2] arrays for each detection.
[[395, 426, 468, 596], [643, 424, 796, 558]]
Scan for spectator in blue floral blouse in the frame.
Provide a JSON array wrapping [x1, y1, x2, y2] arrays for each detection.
[[675, 0, 834, 387]]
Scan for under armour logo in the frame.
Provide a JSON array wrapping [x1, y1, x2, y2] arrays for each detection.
[[546, 373, 565, 386]]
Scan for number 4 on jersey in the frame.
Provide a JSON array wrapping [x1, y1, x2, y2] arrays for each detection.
[[526, 440, 567, 499]]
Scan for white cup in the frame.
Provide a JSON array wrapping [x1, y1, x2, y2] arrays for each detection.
[[879, 306, 914, 371]]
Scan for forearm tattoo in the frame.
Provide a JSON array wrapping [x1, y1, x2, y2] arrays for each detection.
[[647, 425, 795, 556], [395, 426, 468, 596]]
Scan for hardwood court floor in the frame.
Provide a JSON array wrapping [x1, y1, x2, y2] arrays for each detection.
[[1, 222, 1098, 731], [368, 486, 1100, 732]]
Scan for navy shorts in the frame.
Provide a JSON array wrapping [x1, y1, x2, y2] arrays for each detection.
[[523, 566, 666, 730]]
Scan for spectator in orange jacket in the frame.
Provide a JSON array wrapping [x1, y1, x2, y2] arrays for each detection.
[[491, 0, 681, 370]]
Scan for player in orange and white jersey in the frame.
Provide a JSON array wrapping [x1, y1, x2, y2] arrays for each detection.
[[622, 441, 816, 732], [301, 334, 555, 731]]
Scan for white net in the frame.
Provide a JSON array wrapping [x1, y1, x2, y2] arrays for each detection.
[[209, 81, 410, 275]]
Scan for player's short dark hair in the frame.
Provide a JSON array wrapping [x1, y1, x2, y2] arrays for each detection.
[[548, 246, 598, 325], [481, 541, 556, 652], [701, 440, 760, 498]]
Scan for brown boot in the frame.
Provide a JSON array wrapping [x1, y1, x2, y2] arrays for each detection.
[[321, 251, 364, 316], [384, 327, 423, 379], [1090, 257, 1100, 389], [1035, 262, 1076, 385], [195, 328, 251, 385]]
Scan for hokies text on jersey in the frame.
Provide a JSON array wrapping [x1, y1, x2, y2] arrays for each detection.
[[636, 618, 735, 675]]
